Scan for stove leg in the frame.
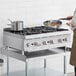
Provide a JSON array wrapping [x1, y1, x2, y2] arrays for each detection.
[[63, 47, 67, 76], [7, 56, 9, 76], [25, 60, 28, 76], [5, 47, 9, 76], [44, 59, 46, 76]]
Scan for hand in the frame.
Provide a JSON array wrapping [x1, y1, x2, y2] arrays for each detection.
[[66, 20, 76, 30], [66, 21, 72, 26], [67, 16, 73, 20]]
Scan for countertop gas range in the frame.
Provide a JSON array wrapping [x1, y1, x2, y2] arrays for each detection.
[[3, 26, 71, 52]]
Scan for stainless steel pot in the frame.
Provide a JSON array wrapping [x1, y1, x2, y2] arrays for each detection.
[[8, 19, 24, 31], [43, 20, 62, 29]]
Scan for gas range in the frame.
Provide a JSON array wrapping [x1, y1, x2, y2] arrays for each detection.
[[3, 26, 71, 52]]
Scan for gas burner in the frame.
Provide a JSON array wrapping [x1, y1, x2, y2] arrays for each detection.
[[4, 26, 68, 35], [24, 26, 57, 35]]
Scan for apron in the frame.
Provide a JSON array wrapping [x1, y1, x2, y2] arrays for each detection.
[[70, 29, 76, 66]]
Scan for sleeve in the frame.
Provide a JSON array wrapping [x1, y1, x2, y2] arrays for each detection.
[[70, 9, 76, 30]]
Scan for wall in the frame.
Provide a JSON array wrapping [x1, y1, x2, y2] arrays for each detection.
[[0, 0, 75, 47], [0, 0, 75, 28]]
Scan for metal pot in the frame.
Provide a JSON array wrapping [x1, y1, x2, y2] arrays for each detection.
[[8, 19, 24, 31], [43, 20, 62, 29], [11, 21, 23, 31]]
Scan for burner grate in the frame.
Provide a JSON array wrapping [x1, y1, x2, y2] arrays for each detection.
[[4, 26, 68, 35]]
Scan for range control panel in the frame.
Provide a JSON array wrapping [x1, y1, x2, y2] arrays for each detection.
[[24, 34, 70, 52]]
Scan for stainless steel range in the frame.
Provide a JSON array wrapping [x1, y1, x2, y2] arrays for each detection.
[[3, 26, 71, 52]]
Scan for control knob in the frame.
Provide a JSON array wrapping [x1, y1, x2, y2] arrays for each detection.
[[63, 38, 67, 42], [42, 41, 47, 45], [26, 43, 30, 47], [58, 39, 62, 43], [31, 42, 40, 46], [47, 40, 53, 44]]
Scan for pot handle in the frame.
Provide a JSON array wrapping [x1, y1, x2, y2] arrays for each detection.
[[8, 19, 12, 23], [7, 19, 13, 26], [58, 16, 73, 20]]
